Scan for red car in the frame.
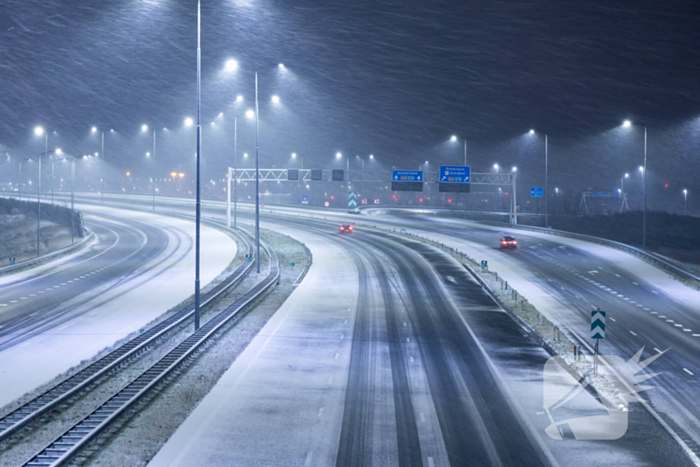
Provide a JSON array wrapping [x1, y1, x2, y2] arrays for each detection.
[[339, 224, 354, 233]]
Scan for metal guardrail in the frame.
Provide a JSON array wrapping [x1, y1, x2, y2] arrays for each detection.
[[0, 230, 94, 277], [479, 221, 700, 289], [23, 232, 279, 467], [0, 225, 253, 445]]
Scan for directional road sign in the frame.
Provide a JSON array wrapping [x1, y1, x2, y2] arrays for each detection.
[[591, 191, 611, 197], [392, 170, 423, 182], [591, 310, 606, 339], [301, 194, 309, 205], [439, 165, 471, 183], [530, 187, 543, 198], [348, 191, 357, 208]]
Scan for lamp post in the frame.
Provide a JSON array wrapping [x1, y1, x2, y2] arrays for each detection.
[[684, 189, 688, 215], [34, 126, 48, 257], [623, 120, 647, 249], [255, 71, 260, 274], [194, 0, 202, 330]]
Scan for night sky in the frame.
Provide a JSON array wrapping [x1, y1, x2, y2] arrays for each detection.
[[1, 0, 699, 209]]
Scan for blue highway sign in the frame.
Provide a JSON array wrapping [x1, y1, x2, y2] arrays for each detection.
[[530, 187, 543, 197], [392, 170, 423, 182], [439, 166, 471, 183], [591, 191, 611, 197], [301, 194, 309, 205]]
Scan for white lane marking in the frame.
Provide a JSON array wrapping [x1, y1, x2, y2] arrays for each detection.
[[20, 297, 27, 300], [67, 280, 73, 283], [623, 298, 630, 301], [343, 320, 348, 325], [637, 304, 644, 307], [57, 324, 69, 331], [617, 294, 624, 297], [683, 368, 694, 376], [317, 407, 324, 418], [630, 300, 636, 304], [410, 356, 415, 363], [0, 304, 6, 307], [615, 274, 621, 277], [654, 348, 662, 353], [406, 337, 411, 343], [404, 322, 407, 327], [666, 319, 674, 322], [692, 334, 700, 337], [304, 451, 313, 466], [60, 283, 67, 285], [428, 457, 436, 467], [610, 317, 617, 322], [10, 300, 18, 303], [630, 331, 638, 336], [334, 353, 339, 360], [674, 324, 683, 328], [340, 334, 344, 340], [633, 282, 639, 285], [29, 294, 36, 297], [29, 312, 38, 317], [683, 329, 692, 332], [420, 412, 426, 423], [652, 290, 658, 294]]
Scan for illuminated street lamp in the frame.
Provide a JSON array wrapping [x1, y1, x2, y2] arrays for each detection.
[[493, 163, 499, 174], [684, 189, 688, 215], [623, 120, 648, 249], [224, 59, 238, 72], [245, 109, 255, 119], [271, 95, 280, 104]]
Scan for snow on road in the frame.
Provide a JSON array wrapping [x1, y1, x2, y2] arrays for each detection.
[[0, 205, 235, 407], [149, 223, 359, 467]]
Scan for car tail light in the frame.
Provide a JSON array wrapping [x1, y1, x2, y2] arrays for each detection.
[[349, 226, 353, 230], [340, 226, 344, 231], [513, 241, 517, 244], [502, 241, 507, 244]]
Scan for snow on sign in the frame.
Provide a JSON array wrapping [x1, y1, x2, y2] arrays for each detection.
[[392, 170, 423, 182], [591, 310, 606, 339], [439, 165, 471, 183]]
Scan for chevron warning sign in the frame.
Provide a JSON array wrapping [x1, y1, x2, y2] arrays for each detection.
[[348, 191, 357, 207], [591, 310, 606, 339]]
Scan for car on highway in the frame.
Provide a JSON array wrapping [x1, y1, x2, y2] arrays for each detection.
[[500, 236, 517, 249], [339, 224, 354, 233]]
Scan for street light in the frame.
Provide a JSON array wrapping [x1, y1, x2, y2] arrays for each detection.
[[271, 95, 280, 104], [91, 127, 97, 133], [449, 135, 468, 165], [141, 124, 148, 132], [683, 189, 688, 215], [245, 109, 255, 119], [620, 173, 629, 196], [34, 126, 48, 257], [225, 59, 238, 72], [493, 163, 499, 173], [512, 166, 517, 172], [185, 117, 194, 127], [236, 95, 244, 103], [529, 129, 535, 134], [623, 121, 648, 249], [336, 152, 342, 159]]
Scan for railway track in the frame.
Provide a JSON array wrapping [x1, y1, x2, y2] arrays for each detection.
[[22, 235, 279, 467], [0, 227, 254, 445]]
